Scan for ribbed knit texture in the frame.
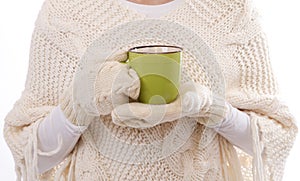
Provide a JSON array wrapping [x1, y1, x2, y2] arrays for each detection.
[[59, 86, 97, 127], [3, 0, 297, 180]]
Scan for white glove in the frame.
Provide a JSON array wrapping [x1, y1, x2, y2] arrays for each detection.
[[111, 81, 228, 128]]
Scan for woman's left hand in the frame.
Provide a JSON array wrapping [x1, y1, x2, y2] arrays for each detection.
[[111, 81, 228, 128]]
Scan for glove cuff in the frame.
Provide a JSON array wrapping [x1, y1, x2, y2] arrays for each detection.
[[182, 82, 228, 127]]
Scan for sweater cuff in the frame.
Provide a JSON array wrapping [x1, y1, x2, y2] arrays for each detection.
[[59, 86, 96, 127], [59, 87, 77, 125]]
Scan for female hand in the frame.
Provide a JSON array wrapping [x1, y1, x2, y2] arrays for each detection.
[[60, 60, 140, 127], [111, 81, 228, 128]]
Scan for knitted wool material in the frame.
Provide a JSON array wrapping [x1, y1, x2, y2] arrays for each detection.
[[3, 0, 297, 180], [111, 82, 228, 129]]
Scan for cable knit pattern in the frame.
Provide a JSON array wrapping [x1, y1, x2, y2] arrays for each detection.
[[3, 0, 297, 180]]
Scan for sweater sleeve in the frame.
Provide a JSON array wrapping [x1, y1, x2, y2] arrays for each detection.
[[225, 1, 298, 180], [3, 0, 82, 180]]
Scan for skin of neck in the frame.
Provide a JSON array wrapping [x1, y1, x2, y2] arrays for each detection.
[[126, 0, 174, 5]]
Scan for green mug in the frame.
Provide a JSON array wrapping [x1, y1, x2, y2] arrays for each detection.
[[125, 45, 182, 105]]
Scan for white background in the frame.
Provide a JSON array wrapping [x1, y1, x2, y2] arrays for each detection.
[[0, 0, 299, 180]]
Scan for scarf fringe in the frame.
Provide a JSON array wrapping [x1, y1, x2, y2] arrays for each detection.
[[250, 115, 265, 181], [219, 137, 244, 181]]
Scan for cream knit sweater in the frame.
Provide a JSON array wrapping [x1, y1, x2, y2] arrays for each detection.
[[3, 0, 298, 180]]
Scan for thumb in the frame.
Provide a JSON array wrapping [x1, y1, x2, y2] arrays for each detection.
[[114, 67, 140, 100], [182, 91, 202, 114], [106, 50, 128, 62]]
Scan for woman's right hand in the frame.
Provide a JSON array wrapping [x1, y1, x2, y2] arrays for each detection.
[[94, 61, 140, 115], [60, 61, 140, 127]]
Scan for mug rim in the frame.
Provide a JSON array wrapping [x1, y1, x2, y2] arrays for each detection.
[[129, 45, 183, 54]]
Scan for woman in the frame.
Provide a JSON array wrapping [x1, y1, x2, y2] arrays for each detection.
[[4, 0, 297, 180]]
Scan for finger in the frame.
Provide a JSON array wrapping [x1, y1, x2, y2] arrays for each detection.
[[106, 51, 128, 62], [124, 68, 140, 100], [111, 103, 156, 128], [111, 101, 183, 128]]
